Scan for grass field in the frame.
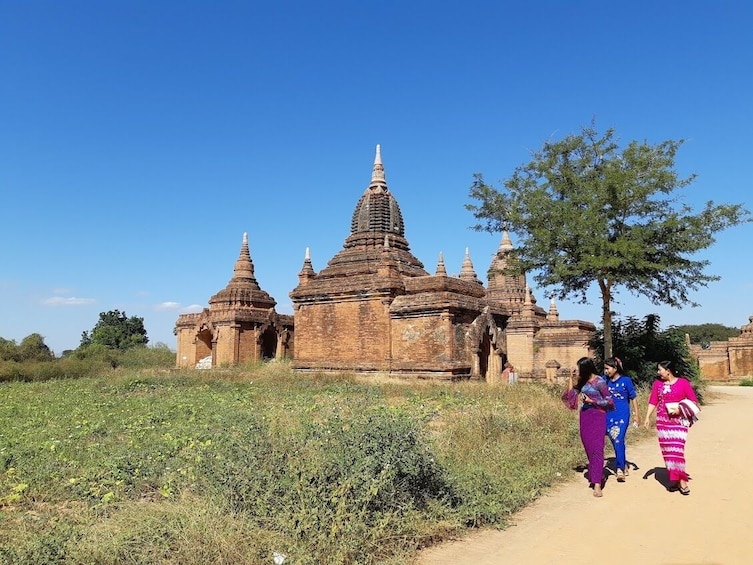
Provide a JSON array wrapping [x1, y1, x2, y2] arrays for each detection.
[[0, 361, 653, 564]]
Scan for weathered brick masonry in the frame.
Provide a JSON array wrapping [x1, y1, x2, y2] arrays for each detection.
[[177, 145, 596, 381]]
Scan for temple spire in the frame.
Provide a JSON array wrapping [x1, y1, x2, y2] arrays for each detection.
[[459, 247, 481, 284], [370, 144, 387, 188], [499, 230, 513, 252], [232, 232, 256, 282], [547, 297, 560, 322], [435, 252, 447, 276], [298, 246, 316, 282]]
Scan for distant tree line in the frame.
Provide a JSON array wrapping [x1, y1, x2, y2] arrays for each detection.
[[1, 310, 175, 382], [670, 323, 740, 348], [588, 314, 737, 399]]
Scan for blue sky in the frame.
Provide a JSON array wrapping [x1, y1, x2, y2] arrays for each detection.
[[2, 1, 751, 355]]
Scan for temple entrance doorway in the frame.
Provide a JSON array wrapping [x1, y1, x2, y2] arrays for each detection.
[[260, 327, 278, 360], [478, 331, 491, 379], [195, 328, 213, 364]]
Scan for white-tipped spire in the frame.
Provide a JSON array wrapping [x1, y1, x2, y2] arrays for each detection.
[[305, 246, 311, 260], [499, 230, 513, 252], [371, 144, 386, 186], [547, 297, 560, 321]]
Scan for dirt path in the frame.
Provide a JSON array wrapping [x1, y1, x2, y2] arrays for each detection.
[[416, 386, 753, 565]]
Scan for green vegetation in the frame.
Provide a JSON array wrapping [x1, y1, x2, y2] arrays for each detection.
[[0, 362, 654, 564], [467, 122, 751, 358], [670, 323, 741, 348], [740, 378, 753, 387], [79, 309, 149, 350], [590, 314, 704, 400], [0, 334, 55, 363], [0, 343, 175, 383]]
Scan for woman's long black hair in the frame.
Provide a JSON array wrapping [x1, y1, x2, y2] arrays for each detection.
[[575, 357, 599, 391]]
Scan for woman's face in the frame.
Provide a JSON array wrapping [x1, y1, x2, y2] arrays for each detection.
[[604, 364, 617, 377], [657, 365, 671, 380]]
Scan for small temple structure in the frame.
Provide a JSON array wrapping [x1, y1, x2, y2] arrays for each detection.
[[175, 233, 294, 368], [176, 145, 596, 381]]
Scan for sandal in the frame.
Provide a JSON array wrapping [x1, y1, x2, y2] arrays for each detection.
[[616, 469, 625, 482], [679, 485, 690, 495]]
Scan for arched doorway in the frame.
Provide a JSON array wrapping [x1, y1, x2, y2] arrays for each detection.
[[260, 327, 278, 360], [478, 331, 491, 379], [195, 328, 213, 364]]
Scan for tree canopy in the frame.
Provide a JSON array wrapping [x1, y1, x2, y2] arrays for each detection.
[[0, 333, 55, 362], [668, 323, 741, 348], [590, 314, 703, 397], [80, 310, 149, 350], [467, 123, 750, 357]]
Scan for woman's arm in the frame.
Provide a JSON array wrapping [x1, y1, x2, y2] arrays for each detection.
[[644, 403, 657, 428]]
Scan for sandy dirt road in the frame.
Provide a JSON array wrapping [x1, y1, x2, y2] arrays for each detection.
[[416, 386, 753, 565]]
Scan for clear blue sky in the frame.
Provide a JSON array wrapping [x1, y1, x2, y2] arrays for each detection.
[[2, 1, 751, 355]]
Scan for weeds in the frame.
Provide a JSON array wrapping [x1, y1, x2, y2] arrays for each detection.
[[0, 365, 651, 563]]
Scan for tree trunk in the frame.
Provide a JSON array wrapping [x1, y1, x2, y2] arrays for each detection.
[[599, 280, 613, 359]]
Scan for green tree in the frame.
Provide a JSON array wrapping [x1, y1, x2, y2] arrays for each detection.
[[467, 123, 750, 358], [18, 333, 55, 361], [590, 314, 704, 401], [668, 323, 741, 348], [0, 334, 55, 362], [80, 310, 149, 350]]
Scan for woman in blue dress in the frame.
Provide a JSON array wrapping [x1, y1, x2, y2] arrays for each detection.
[[604, 357, 638, 482]]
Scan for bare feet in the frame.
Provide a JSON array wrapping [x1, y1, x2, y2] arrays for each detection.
[[593, 484, 603, 497], [616, 469, 626, 482]]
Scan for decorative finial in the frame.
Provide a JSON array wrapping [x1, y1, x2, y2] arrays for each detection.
[[371, 144, 386, 186], [435, 252, 447, 276], [499, 230, 513, 252], [460, 248, 480, 283]]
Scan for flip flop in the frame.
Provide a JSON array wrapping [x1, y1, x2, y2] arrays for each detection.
[[679, 485, 690, 495]]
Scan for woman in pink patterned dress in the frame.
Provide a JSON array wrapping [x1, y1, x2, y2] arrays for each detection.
[[643, 360, 700, 495]]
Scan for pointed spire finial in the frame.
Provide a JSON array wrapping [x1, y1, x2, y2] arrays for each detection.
[[298, 246, 315, 279], [370, 144, 386, 187], [547, 296, 560, 321], [499, 230, 513, 252], [460, 247, 480, 283], [435, 252, 447, 276]]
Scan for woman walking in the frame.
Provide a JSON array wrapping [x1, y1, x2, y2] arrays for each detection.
[[643, 360, 700, 495], [604, 357, 639, 482], [562, 357, 615, 497]]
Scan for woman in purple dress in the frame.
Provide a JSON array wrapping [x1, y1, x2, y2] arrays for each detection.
[[643, 360, 700, 495], [562, 357, 615, 497]]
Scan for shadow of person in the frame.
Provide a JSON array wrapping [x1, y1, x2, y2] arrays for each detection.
[[642, 466, 676, 491]]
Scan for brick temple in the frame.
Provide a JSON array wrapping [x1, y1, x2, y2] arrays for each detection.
[[176, 145, 596, 381]]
